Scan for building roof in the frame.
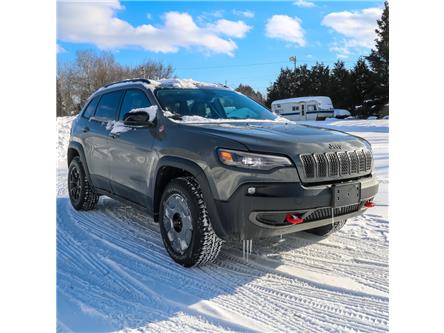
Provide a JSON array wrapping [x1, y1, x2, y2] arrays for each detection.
[[271, 96, 332, 106]]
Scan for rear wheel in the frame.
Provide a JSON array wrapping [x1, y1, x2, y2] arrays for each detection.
[[68, 156, 99, 211], [159, 177, 223, 267], [307, 220, 347, 237]]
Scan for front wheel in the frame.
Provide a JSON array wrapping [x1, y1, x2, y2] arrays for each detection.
[[159, 177, 223, 267], [306, 220, 347, 237]]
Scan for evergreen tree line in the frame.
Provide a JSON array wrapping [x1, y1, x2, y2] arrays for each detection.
[[265, 1, 389, 117]]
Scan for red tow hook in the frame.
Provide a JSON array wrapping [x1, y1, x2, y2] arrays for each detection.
[[364, 201, 376, 208], [285, 214, 304, 225]]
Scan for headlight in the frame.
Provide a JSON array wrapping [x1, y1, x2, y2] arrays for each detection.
[[217, 148, 292, 171]]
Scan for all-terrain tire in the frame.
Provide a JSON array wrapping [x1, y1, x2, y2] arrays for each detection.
[[307, 220, 347, 237], [159, 176, 224, 267], [68, 156, 99, 211]]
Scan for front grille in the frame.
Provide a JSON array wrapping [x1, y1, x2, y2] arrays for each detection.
[[314, 153, 328, 177], [356, 150, 366, 172], [348, 151, 359, 174], [300, 154, 315, 178], [304, 203, 360, 222], [365, 150, 373, 171], [326, 152, 339, 176], [300, 149, 373, 180], [338, 152, 350, 175]]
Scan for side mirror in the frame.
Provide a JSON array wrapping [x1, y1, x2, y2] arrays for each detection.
[[123, 111, 153, 127]]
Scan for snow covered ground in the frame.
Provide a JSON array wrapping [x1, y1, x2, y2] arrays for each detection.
[[57, 117, 389, 333]]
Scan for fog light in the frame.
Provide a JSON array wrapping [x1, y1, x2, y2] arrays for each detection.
[[247, 187, 256, 195]]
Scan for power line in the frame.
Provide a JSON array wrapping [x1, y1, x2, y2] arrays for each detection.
[[175, 60, 287, 70], [175, 58, 356, 71]]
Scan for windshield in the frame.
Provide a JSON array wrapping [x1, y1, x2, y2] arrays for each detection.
[[155, 88, 276, 121]]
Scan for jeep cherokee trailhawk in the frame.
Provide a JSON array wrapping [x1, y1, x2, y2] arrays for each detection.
[[67, 78, 379, 267]]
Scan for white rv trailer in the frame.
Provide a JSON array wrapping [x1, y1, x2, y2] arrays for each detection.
[[271, 96, 335, 121]]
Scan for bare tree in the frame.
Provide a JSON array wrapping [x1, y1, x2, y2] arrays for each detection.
[[235, 84, 265, 105], [57, 49, 175, 116], [131, 61, 174, 80]]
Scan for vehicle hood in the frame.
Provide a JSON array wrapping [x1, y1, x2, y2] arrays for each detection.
[[180, 121, 370, 155], [179, 121, 372, 183]]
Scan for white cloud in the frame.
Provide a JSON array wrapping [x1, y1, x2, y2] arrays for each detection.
[[293, 0, 315, 8], [209, 19, 251, 38], [265, 15, 305, 47], [56, 44, 66, 54], [203, 10, 225, 18], [57, 0, 251, 56], [328, 42, 352, 59], [232, 9, 255, 18], [322, 7, 382, 57]]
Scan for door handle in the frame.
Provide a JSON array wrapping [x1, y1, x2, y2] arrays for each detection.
[[82, 127, 90, 133]]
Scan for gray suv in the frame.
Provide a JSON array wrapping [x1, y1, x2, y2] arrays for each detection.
[[67, 78, 379, 267]]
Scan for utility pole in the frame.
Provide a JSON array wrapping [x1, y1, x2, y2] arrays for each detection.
[[289, 56, 297, 71]]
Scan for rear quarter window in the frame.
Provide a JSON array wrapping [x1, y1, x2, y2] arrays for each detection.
[[82, 96, 100, 119]]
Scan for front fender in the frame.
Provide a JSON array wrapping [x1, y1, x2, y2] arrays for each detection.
[[152, 156, 230, 240]]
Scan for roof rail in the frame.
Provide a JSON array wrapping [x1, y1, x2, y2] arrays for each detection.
[[104, 78, 151, 88]]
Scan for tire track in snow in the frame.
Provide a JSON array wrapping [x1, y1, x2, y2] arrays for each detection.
[[58, 195, 388, 332]]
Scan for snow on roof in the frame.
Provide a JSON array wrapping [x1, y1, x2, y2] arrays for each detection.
[[98, 78, 231, 93], [271, 96, 333, 106], [145, 78, 228, 90]]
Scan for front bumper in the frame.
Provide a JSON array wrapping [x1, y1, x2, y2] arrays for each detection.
[[211, 175, 379, 241]]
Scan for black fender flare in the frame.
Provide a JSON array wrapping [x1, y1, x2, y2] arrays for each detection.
[[67, 141, 94, 187], [153, 156, 229, 240]]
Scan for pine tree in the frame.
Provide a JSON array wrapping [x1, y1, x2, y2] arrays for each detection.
[[350, 58, 374, 117], [266, 68, 295, 106], [266, 65, 315, 107], [329, 61, 351, 109], [309, 63, 330, 96], [366, 1, 389, 109]]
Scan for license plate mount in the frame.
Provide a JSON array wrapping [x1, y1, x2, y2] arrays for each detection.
[[331, 182, 361, 207]]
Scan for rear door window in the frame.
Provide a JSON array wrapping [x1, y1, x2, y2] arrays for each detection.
[[82, 96, 100, 119], [94, 91, 124, 120], [119, 89, 151, 120]]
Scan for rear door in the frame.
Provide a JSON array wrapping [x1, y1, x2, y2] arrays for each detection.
[[108, 88, 157, 207], [85, 90, 124, 191]]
